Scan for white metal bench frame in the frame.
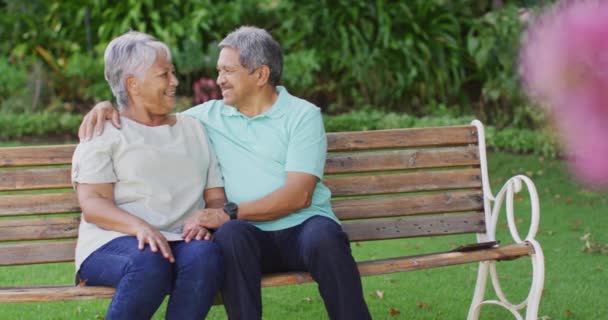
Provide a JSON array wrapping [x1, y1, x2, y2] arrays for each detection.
[[468, 120, 544, 320]]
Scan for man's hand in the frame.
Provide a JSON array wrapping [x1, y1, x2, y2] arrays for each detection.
[[78, 101, 121, 141], [181, 215, 213, 242], [192, 208, 230, 230], [134, 221, 175, 263]]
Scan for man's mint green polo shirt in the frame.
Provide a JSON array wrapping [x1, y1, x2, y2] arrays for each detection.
[[183, 86, 338, 231]]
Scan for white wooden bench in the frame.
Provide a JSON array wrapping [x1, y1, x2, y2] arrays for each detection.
[[0, 120, 544, 319]]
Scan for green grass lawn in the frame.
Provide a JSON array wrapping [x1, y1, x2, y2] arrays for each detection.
[[1, 152, 607, 319]]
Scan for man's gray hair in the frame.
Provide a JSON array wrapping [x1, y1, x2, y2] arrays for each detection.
[[219, 26, 282, 86], [103, 31, 172, 110]]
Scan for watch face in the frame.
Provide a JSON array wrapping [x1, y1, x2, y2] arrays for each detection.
[[224, 201, 238, 214]]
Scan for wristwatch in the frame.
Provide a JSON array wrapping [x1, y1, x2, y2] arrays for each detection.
[[223, 201, 239, 220]]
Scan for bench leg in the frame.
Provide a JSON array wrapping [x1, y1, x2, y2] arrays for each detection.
[[467, 240, 545, 320], [467, 260, 490, 320]]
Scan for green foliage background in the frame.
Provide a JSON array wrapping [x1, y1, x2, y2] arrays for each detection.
[[1, 0, 551, 128]]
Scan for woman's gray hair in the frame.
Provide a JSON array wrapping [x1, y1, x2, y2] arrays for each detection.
[[219, 26, 282, 86], [103, 31, 172, 110]]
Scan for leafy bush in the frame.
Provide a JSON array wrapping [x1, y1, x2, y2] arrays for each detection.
[[0, 59, 31, 113], [62, 53, 111, 107], [1, 0, 550, 129], [0, 112, 82, 141], [465, 4, 543, 128], [274, 0, 471, 113]]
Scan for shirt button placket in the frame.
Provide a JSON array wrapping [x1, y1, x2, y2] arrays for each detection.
[[242, 118, 255, 144]]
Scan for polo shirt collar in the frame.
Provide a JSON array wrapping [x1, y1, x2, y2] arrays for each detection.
[[220, 105, 241, 117], [220, 86, 290, 119]]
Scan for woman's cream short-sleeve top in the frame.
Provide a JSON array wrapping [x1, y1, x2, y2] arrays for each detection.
[[71, 114, 223, 270]]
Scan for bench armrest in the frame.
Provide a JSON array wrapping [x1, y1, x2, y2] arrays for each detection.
[[485, 175, 540, 243], [470, 120, 541, 244]]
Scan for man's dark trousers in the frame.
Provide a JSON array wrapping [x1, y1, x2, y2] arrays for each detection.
[[214, 215, 372, 320]]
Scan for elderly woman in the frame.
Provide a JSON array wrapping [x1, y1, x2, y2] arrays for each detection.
[[72, 31, 225, 319]]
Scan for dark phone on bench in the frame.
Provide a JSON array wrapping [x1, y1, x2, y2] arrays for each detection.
[[452, 240, 500, 252]]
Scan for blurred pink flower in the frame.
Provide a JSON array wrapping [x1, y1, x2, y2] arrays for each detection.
[[519, 1, 608, 188]]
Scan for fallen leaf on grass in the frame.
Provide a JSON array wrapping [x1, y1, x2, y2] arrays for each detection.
[[579, 233, 608, 255], [416, 300, 431, 310], [375, 290, 384, 299], [389, 308, 401, 316], [544, 230, 555, 236], [566, 309, 574, 318], [569, 219, 583, 231], [303, 297, 313, 303]]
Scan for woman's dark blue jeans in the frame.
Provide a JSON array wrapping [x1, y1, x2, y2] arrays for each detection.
[[77, 236, 224, 320]]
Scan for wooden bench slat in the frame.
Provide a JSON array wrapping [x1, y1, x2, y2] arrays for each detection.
[[0, 217, 80, 242], [0, 243, 533, 302], [0, 157, 479, 193], [0, 241, 76, 266], [0, 192, 484, 242], [0, 285, 115, 303], [262, 243, 533, 287], [3, 192, 483, 220], [0, 168, 72, 191], [327, 126, 477, 151], [325, 169, 481, 197], [324, 146, 480, 174], [332, 191, 484, 220], [0, 193, 79, 216], [0, 145, 76, 168], [0, 127, 477, 168], [342, 212, 486, 241], [1, 212, 485, 264]]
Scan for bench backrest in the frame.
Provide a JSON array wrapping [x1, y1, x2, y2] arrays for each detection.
[[0, 125, 485, 266]]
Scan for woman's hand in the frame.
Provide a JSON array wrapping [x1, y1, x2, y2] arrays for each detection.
[[134, 221, 175, 263], [77, 183, 174, 262], [78, 101, 121, 141], [191, 208, 230, 230], [181, 215, 212, 242]]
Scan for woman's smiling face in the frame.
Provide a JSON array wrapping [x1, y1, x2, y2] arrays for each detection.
[[135, 52, 179, 115]]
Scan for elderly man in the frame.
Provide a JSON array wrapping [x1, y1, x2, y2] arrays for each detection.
[[80, 26, 371, 320]]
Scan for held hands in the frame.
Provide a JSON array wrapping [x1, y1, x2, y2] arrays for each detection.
[[134, 220, 175, 263], [78, 101, 121, 141], [181, 215, 212, 242], [191, 208, 230, 230]]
